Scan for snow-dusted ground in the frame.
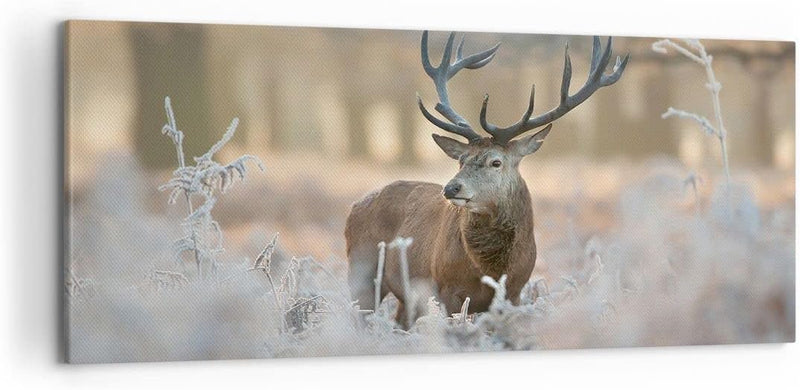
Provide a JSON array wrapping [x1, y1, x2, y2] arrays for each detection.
[[65, 152, 794, 363]]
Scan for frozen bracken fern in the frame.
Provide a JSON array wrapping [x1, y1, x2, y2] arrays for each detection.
[[158, 96, 264, 277]]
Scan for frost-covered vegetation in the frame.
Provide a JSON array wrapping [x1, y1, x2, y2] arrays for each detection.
[[158, 97, 264, 277], [653, 38, 732, 193], [66, 58, 794, 363]]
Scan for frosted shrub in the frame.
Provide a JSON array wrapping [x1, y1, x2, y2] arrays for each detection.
[[252, 233, 350, 333], [158, 96, 264, 277], [471, 275, 541, 349]]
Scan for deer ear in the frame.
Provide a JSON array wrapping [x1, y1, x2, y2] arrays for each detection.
[[432, 134, 469, 160], [508, 124, 552, 156]]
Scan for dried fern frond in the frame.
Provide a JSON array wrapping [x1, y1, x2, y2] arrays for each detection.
[[252, 233, 280, 273], [195, 117, 239, 163], [158, 96, 264, 277]]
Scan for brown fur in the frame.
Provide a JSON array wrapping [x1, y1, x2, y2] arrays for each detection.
[[345, 152, 537, 326]]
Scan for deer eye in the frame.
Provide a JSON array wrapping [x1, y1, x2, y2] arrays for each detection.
[[490, 159, 502, 168]]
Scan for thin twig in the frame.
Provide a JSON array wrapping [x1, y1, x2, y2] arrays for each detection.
[[460, 297, 471, 323], [653, 39, 732, 215], [250, 233, 286, 332], [374, 241, 387, 312], [389, 237, 414, 329], [162, 97, 202, 275], [661, 107, 717, 136]]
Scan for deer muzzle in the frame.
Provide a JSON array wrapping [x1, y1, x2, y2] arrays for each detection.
[[443, 182, 462, 199]]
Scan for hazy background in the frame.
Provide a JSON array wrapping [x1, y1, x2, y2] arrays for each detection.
[[66, 21, 795, 259], [63, 21, 795, 362], [69, 22, 795, 170]]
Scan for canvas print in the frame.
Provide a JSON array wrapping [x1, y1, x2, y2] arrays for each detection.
[[64, 21, 795, 363]]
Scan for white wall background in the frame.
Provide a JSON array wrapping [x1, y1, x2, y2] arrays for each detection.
[[0, 0, 797, 388]]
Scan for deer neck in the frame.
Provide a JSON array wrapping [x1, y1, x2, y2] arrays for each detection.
[[459, 178, 534, 277]]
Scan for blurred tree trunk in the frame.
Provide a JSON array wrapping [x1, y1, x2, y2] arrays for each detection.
[[639, 65, 678, 156], [395, 95, 418, 165], [747, 65, 778, 166], [591, 85, 624, 158], [392, 44, 419, 166], [598, 62, 677, 159], [344, 95, 368, 158], [129, 23, 214, 169], [334, 32, 370, 159], [206, 31, 247, 152], [266, 71, 288, 151]]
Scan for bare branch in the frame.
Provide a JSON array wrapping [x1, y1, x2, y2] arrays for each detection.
[[661, 107, 718, 136]]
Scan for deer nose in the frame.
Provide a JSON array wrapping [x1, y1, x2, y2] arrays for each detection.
[[443, 182, 462, 199]]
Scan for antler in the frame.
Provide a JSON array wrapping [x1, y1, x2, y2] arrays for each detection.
[[480, 36, 630, 145], [417, 31, 500, 143]]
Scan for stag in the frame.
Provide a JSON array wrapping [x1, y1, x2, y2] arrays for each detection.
[[345, 31, 628, 327]]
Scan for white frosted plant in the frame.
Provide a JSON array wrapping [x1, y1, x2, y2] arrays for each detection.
[[480, 274, 510, 313], [474, 274, 534, 348], [652, 39, 731, 192], [159, 96, 264, 277], [374, 241, 387, 312], [251, 233, 339, 333], [252, 233, 281, 309], [456, 297, 471, 323], [388, 236, 414, 329]]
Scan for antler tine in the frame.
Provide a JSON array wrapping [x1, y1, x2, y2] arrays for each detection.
[[589, 36, 614, 83], [417, 95, 481, 140], [456, 35, 465, 62], [479, 94, 495, 133], [420, 30, 437, 78], [480, 36, 629, 145], [480, 85, 536, 136], [418, 31, 500, 143], [449, 39, 500, 78], [589, 36, 602, 76], [439, 32, 456, 72], [601, 54, 630, 86], [560, 44, 572, 105]]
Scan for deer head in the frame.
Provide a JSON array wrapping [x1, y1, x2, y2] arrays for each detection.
[[418, 31, 629, 212]]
